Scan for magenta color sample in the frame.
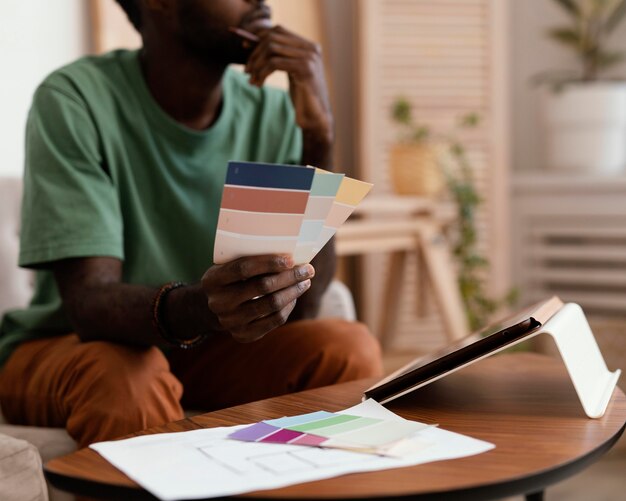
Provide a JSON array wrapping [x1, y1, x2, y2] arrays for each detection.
[[260, 428, 304, 444], [290, 434, 327, 446]]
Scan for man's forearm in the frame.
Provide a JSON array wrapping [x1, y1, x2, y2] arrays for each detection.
[[58, 280, 218, 346], [302, 128, 334, 170], [55, 254, 319, 347]]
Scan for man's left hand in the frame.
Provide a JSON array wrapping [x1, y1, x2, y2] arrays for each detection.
[[245, 26, 333, 148]]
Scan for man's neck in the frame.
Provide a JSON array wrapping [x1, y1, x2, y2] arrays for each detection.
[[139, 44, 227, 131]]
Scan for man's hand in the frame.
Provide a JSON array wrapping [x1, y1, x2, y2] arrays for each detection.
[[201, 254, 315, 343], [245, 26, 333, 165]]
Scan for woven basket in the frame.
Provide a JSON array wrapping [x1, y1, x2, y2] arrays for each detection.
[[389, 143, 446, 197]]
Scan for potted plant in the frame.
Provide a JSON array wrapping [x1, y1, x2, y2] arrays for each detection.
[[390, 99, 517, 330], [537, 0, 626, 174], [388, 98, 446, 197]]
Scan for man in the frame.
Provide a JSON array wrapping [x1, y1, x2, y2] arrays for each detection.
[[0, 0, 382, 449]]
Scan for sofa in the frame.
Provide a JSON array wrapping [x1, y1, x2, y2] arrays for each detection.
[[0, 432, 49, 501], [0, 176, 356, 500]]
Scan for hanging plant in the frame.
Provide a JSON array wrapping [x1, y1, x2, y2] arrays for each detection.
[[390, 98, 517, 330]]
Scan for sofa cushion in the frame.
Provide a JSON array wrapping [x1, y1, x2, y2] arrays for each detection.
[[0, 177, 34, 314], [0, 424, 76, 465], [0, 432, 48, 501]]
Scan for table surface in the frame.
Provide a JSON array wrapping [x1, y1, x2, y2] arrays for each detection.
[[45, 353, 626, 501]]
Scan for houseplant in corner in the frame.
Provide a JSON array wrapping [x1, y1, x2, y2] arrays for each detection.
[[388, 98, 446, 197], [538, 0, 626, 174], [390, 99, 516, 330]]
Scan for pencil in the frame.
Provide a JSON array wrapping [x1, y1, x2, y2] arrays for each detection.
[[229, 27, 260, 45]]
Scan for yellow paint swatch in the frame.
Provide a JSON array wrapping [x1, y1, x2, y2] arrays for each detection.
[[335, 177, 373, 206]]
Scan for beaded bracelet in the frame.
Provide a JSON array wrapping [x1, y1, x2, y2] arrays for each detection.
[[151, 281, 207, 349]]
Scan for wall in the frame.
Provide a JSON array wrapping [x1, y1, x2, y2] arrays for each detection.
[[0, 1, 89, 177], [321, 0, 358, 177], [356, 0, 510, 349], [509, 0, 626, 172]]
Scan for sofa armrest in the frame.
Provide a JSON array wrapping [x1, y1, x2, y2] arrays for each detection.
[[0, 433, 48, 501]]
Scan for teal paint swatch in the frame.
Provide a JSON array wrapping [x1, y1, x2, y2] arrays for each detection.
[[265, 411, 334, 428], [310, 171, 344, 196], [298, 221, 325, 241]]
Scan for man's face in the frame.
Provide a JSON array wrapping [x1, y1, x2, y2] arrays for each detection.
[[175, 0, 272, 65]]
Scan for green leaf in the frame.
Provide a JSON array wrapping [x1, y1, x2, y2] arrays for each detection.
[[450, 143, 465, 157], [547, 27, 582, 49], [505, 288, 520, 305], [592, 0, 614, 13], [552, 0, 581, 17], [596, 49, 626, 69], [530, 69, 582, 88], [459, 113, 481, 128], [391, 98, 412, 125], [412, 126, 430, 142], [605, 0, 626, 32]]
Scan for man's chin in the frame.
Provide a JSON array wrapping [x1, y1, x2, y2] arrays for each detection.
[[231, 47, 254, 66], [185, 42, 251, 67]]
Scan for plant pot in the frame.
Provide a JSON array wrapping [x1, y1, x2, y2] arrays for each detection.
[[389, 143, 446, 197], [542, 83, 626, 174]]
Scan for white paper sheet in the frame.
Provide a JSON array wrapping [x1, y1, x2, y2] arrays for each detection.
[[90, 400, 494, 501]]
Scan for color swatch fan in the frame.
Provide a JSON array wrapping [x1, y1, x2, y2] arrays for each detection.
[[228, 410, 432, 456], [214, 162, 315, 264], [293, 168, 344, 264], [214, 162, 372, 264]]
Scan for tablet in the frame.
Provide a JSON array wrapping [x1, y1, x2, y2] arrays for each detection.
[[364, 296, 564, 404]]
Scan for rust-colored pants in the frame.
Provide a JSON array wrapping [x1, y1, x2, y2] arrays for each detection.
[[0, 319, 382, 448]]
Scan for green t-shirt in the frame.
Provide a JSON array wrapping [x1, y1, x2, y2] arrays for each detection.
[[0, 50, 302, 368]]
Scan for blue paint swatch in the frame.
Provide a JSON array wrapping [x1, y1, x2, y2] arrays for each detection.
[[226, 162, 315, 191]]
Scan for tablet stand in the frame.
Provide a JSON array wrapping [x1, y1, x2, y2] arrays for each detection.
[[534, 303, 621, 418]]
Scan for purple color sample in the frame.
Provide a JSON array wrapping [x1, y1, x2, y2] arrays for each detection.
[[229, 422, 279, 442]]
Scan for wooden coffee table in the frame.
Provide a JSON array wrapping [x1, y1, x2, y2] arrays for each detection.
[[45, 353, 626, 500]]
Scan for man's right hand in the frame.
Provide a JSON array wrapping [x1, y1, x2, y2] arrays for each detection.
[[201, 255, 315, 343]]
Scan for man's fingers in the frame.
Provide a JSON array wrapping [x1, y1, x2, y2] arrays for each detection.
[[247, 31, 313, 64], [219, 279, 311, 327], [246, 43, 308, 73], [207, 264, 313, 314], [241, 264, 314, 299], [245, 279, 311, 320], [256, 26, 314, 50], [245, 29, 321, 86], [250, 57, 312, 87], [230, 300, 298, 343], [203, 254, 294, 287], [247, 47, 312, 85]]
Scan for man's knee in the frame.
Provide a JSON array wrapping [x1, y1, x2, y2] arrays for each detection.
[[67, 341, 184, 445], [292, 319, 383, 385], [317, 320, 383, 378]]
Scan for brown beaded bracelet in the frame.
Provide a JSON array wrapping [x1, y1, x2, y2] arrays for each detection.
[[151, 281, 206, 349]]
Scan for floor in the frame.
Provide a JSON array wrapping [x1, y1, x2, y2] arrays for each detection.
[[501, 441, 626, 501], [381, 350, 626, 501]]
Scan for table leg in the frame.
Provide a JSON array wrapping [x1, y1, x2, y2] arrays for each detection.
[[415, 245, 429, 318], [418, 220, 468, 342], [377, 250, 408, 350]]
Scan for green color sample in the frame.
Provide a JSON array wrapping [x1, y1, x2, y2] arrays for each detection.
[[288, 414, 360, 432], [306, 417, 382, 437]]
